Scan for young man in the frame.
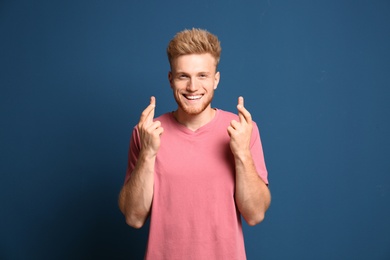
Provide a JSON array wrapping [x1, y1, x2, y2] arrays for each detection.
[[119, 28, 271, 259]]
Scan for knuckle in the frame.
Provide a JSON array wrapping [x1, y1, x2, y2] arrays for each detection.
[[141, 110, 148, 117]]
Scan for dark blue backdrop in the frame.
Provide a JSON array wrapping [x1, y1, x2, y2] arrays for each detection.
[[1, 0, 389, 259]]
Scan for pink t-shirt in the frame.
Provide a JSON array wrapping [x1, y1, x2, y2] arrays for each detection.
[[125, 109, 268, 260]]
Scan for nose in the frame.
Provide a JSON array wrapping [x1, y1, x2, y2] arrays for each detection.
[[186, 77, 198, 92]]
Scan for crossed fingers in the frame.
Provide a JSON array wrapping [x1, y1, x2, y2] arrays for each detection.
[[138, 96, 163, 153], [229, 96, 252, 132], [139, 96, 156, 127], [237, 96, 252, 125], [227, 96, 253, 155]]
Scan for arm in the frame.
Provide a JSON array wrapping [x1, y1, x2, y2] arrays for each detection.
[[227, 97, 271, 226], [118, 97, 163, 228]]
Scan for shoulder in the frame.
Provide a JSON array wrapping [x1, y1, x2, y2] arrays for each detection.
[[154, 112, 173, 123], [216, 109, 258, 123], [216, 108, 259, 129], [215, 109, 238, 121]]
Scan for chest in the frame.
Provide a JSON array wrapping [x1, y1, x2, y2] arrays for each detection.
[[154, 130, 235, 195]]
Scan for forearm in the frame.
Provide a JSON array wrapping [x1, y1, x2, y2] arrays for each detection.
[[119, 151, 155, 228], [234, 151, 271, 226]]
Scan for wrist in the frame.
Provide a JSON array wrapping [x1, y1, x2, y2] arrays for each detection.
[[233, 149, 252, 163], [139, 148, 158, 161]]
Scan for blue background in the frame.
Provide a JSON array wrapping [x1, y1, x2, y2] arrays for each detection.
[[1, 0, 389, 259]]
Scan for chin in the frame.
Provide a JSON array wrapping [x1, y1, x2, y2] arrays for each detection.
[[180, 105, 207, 115]]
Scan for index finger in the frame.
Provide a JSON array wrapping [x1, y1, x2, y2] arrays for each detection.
[[149, 96, 156, 119]]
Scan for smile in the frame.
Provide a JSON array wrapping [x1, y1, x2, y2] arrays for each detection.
[[184, 95, 203, 100]]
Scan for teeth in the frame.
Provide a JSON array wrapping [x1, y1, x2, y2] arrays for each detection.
[[186, 95, 202, 100]]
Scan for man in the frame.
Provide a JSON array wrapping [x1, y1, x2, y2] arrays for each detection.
[[119, 28, 271, 259]]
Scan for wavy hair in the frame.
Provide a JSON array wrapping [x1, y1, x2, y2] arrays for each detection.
[[167, 28, 221, 68]]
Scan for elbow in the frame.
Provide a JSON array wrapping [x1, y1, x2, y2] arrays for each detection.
[[246, 212, 265, 226], [118, 193, 146, 229], [246, 190, 271, 226], [119, 202, 146, 228], [124, 209, 149, 229], [239, 201, 269, 226], [247, 199, 271, 226], [119, 202, 148, 228], [125, 215, 145, 229]]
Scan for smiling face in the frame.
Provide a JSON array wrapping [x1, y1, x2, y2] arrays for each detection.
[[169, 53, 220, 119]]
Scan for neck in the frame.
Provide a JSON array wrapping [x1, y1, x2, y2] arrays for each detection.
[[173, 107, 216, 132]]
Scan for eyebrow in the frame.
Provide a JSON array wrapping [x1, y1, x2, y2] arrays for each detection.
[[174, 71, 212, 75]]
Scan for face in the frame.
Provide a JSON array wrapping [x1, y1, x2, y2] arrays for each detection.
[[169, 53, 220, 117]]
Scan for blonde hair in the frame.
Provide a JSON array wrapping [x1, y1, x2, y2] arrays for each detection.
[[167, 28, 221, 68]]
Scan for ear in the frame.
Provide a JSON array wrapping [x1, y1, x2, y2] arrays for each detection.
[[168, 71, 173, 89], [214, 71, 220, 90]]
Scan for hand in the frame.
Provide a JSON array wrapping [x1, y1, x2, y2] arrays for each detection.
[[137, 96, 164, 157], [227, 96, 253, 157]]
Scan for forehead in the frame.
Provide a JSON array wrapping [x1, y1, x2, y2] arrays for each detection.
[[171, 53, 217, 73]]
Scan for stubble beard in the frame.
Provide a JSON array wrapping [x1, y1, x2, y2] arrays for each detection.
[[175, 91, 214, 116]]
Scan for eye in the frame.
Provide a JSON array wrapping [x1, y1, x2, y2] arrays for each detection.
[[178, 74, 188, 79]]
